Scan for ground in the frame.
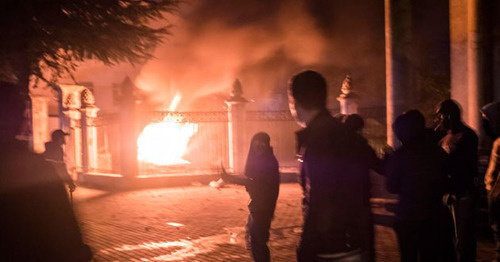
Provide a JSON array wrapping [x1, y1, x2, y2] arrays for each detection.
[[73, 184, 496, 262]]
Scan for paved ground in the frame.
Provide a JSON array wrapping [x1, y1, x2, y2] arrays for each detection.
[[73, 184, 496, 262]]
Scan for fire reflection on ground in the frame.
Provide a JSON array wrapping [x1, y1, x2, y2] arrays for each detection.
[[101, 227, 246, 261]]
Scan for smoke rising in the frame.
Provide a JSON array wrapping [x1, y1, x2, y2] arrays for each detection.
[[78, 0, 385, 111]]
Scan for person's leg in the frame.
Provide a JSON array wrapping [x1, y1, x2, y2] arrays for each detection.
[[419, 219, 440, 262], [394, 220, 418, 262], [249, 212, 272, 262], [455, 196, 476, 262]]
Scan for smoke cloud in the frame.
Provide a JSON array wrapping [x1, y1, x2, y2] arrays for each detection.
[[76, 0, 385, 111]]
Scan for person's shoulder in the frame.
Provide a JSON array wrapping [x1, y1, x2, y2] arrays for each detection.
[[462, 125, 478, 139]]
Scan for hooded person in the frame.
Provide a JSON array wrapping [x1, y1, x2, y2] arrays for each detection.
[[221, 132, 280, 262], [0, 82, 92, 261], [386, 110, 450, 262], [481, 101, 500, 260]]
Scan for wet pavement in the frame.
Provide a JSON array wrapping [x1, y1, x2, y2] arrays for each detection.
[[73, 184, 496, 261]]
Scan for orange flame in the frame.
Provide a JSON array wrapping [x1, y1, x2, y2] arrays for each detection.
[[137, 93, 198, 166]]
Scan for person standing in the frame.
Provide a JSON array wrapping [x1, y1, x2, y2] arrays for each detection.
[[482, 102, 500, 261], [435, 99, 478, 262], [221, 132, 280, 262], [44, 129, 76, 192], [0, 82, 92, 261], [288, 70, 372, 262], [386, 110, 449, 262]]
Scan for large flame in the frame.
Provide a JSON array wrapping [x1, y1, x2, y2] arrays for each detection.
[[137, 93, 198, 166]]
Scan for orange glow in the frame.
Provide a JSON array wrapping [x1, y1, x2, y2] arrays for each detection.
[[137, 93, 198, 166]]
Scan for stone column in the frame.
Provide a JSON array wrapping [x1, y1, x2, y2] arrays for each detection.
[[225, 79, 248, 174], [467, 0, 485, 135], [80, 104, 99, 173], [385, 0, 412, 147], [337, 74, 359, 115], [30, 95, 49, 153], [119, 77, 138, 178]]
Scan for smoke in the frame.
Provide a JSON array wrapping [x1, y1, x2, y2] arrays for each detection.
[[77, 0, 385, 111]]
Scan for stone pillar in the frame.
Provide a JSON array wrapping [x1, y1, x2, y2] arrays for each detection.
[[119, 77, 138, 178], [225, 79, 248, 174], [385, 0, 412, 147], [30, 96, 49, 153], [466, 0, 485, 135], [337, 74, 359, 115], [80, 104, 99, 173], [66, 105, 82, 173]]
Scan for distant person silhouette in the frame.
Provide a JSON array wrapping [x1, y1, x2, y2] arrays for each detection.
[[386, 110, 450, 262], [44, 129, 76, 192], [221, 132, 280, 262], [288, 70, 372, 261], [435, 99, 478, 262], [0, 82, 92, 261], [481, 102, 500, 261]]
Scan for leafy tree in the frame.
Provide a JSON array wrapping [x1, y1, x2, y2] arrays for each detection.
[[0, 0, 179, 93]]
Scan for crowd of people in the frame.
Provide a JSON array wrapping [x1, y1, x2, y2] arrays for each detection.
[[1, 70, 499, 262], [224, 70, 498, 262]]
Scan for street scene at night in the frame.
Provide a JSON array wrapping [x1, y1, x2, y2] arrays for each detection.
[[1, 0, 500, 261]]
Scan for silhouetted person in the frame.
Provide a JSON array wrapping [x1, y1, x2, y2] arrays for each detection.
[[435, 99, 478, 262], [0, 82, 92, 261], [44, 129, 76, 192], [386, 110, 449, 262], [482, 102, 500, 261], [221, 132, 280, 262], [289, 70, 372, 261]]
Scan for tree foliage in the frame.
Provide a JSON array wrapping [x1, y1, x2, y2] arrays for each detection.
[[0, 0, 179, 87]]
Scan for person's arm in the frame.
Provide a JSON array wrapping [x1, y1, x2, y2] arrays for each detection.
[[485, 139, 500, 192], [220, 166, 251, 186]]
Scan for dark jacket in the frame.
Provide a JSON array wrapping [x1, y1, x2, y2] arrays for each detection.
[[296, 110, 373, 259], [224, 150, 280, 215], [438, 125, 478, 197], [0, 140, 91, 261], [386, 138, 449, 220]]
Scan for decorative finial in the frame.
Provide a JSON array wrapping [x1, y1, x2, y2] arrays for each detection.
[[227, 78, 248, 103], [231, 79, 243, 98], [341, 74, 352, 95]]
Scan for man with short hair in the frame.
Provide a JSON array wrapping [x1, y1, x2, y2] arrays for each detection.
[[288, 70, 372, 262], [44, 129, 76, 192]]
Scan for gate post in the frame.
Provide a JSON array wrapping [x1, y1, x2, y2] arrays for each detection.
[[119, 77, 139, 178], [225, 79, 248, 174], [80, 89, 99, 173]]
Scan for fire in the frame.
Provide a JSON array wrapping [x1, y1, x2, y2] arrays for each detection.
[[137, 93, 198, 166]]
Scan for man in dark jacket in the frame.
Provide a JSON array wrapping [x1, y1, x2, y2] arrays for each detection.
[[386, 110, 449, 262], [44, 129, 76, 192], [0, 82, 91, 261], [288, 70, 372, 262], [435, 99, 478, 262]]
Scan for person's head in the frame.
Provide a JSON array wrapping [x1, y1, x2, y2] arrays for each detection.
[[51, 129, 69, 146], [481, 102, 500, 140], [249, 132, 272, 156], [394, 110, 426, 144], [0, 82, 27, 141], [288, 70, 327, 126], [343, 114, 364, 134], [435, 99, 462, 130]]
